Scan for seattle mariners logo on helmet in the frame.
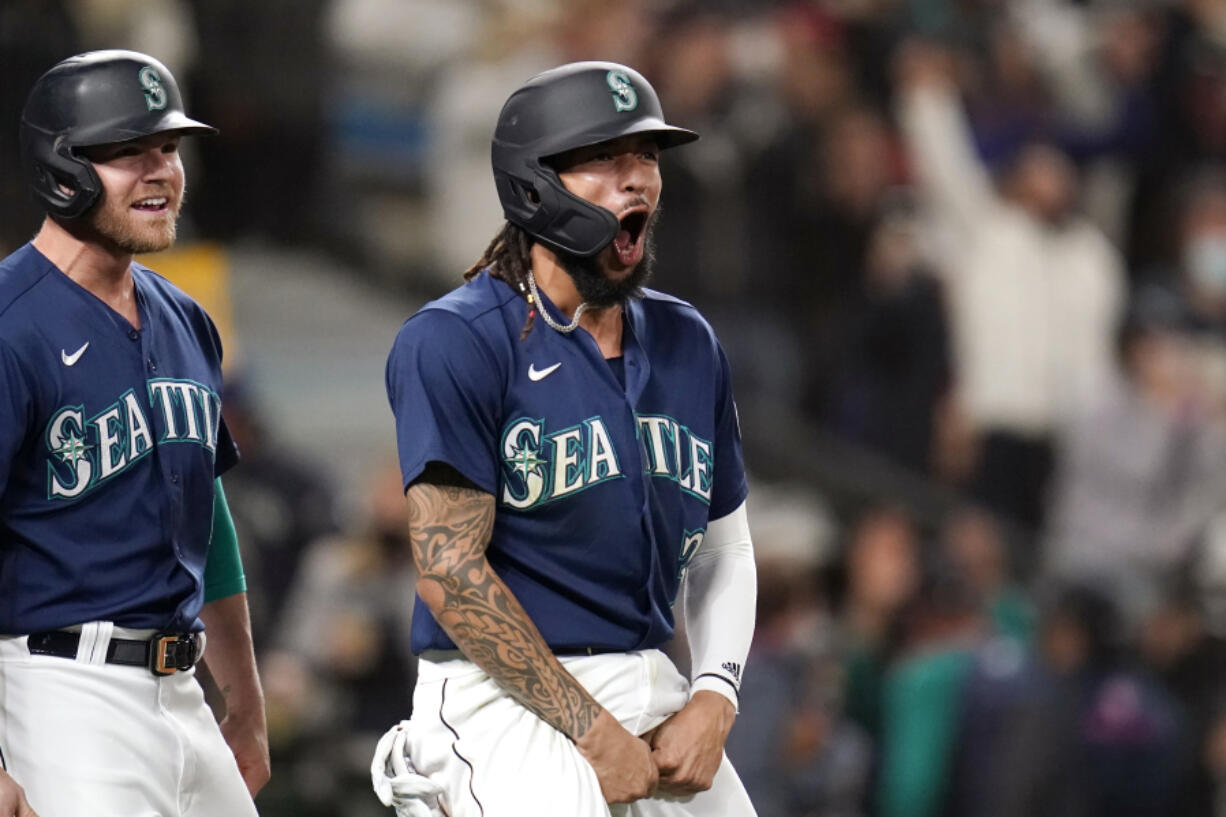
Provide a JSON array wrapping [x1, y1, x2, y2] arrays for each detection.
[[19, 50, 216, 219], [491, 61, 698, 258], [605, 70, 638, 112]]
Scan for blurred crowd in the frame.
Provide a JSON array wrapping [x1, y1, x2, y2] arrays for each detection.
[[5, 0, 1226, 815]]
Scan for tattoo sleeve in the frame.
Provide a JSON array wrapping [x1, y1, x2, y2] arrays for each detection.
[[407, 480, 603, 740]]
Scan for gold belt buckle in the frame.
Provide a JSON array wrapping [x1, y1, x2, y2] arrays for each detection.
[[151, 633, 183, 676]]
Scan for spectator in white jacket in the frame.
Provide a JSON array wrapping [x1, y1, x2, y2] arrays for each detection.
[[895, 40, 1126, 533]]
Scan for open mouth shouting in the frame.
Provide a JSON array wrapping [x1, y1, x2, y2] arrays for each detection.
[[612, 206, 650, 268]]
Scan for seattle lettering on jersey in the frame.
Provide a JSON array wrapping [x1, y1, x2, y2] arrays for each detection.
[[636, 414, 714, 502], [501, 415, 623, 509], [45, 377, 221, 499], [499, 413, 714, 510]]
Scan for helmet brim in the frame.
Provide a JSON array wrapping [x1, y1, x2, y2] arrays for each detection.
[[67, 112, 218, 148], [539, 118, 698, 162]]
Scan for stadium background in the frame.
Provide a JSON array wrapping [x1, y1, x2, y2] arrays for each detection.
[[3, 1, 1226, 815]]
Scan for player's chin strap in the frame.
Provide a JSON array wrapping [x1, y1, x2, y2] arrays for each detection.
[[371, 721, 445, 817]]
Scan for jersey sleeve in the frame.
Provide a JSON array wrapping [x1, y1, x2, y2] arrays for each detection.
[[214, 415, 239, 477], [708, 341, 748, 520], [203, 478, 246, 602], [385, 309, 504, 494], [0, 339, 33, 498], [184, 289, 239, 477]]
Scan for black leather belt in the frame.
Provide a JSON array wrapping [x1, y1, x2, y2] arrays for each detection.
[[26, 630, 202, 676], [553, 646, 620, 657]]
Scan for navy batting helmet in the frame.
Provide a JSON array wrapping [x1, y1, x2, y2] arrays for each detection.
[[491, 61, 697, 257], [19, 50, 216, 219]]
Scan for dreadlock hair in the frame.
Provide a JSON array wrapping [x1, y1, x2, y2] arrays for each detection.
[[465, 221, 538, 339]]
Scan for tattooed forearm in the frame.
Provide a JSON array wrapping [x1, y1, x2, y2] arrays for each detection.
[[407, 481, 602, 740]]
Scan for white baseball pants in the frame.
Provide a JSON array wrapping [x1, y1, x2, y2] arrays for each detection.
[[404, 648, 757, 817], [0, 623, 257, 817]]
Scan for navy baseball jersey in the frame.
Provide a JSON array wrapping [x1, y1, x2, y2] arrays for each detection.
[[0, 244, 238, 634], [386, 271, 748, 654]]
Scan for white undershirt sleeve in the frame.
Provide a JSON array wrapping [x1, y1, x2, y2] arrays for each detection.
[[681, 500, 756, 712]]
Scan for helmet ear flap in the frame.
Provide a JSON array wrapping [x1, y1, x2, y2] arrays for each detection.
[[23, 133, 102, 219], [517, 179, 541, 206], [494, 169, 540, 228], [493, 162, 619, 258], [527, 169, 619, 258]]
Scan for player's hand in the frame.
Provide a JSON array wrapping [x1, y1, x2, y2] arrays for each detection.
[[219, 708, 271, 797], [0, 768, 38, 817], [574, 708, 658, 804], [648, 691, 735, 795]]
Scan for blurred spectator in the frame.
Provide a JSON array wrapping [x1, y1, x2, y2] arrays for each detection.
[[1200, 513, 1226, 641], [896, 39, 1126, 532], [875, 560, 984, 817], [745, 11, 896, 425], [220, 376, 339, 646], [1044, 290, 1226, 621], [186, 0, 331, 246], [726, 549, 871, 817], [1032, 583, 1185, 817], [944, 630, 1046, 817], [0, 0, 80, 251], [941, 505, 1035, 642], [1004, 1, 1165, 256], [947, 582, 1185, 817], [836, 505, 921, 744], [1140, 581, 1226, 817], [819, 203, 953, 474], [275, 459, 416, 731], [962, 19, 1053, 168], [1167, 173, 1226, 344], [1154, 1, 1226, 174], [262, 461, 416, 817], [1065, 3, 1163, 260], [744, 4, 861, 319], [1078, 2, 1163, 255]]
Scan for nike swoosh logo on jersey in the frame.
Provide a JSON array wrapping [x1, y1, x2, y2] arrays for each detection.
[[61, 342, 90, 366], [528, 362, 562, 381]]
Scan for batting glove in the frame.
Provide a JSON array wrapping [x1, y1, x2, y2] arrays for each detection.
[[371, 720, 446, 817]]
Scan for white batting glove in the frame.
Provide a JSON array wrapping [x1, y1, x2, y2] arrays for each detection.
[[371, 721, 445, 817]]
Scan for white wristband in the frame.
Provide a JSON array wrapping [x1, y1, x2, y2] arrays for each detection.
[[690, 674, 740, 710]]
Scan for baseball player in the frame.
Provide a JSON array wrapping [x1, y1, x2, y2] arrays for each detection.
[[379, 62, 758, 816], [0, 51, 267, 817]]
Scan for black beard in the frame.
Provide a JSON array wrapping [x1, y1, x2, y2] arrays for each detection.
[[556, 208, 660, 307]]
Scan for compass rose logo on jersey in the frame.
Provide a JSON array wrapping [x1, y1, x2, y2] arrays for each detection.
[[500, 415, 623, 510], [44, 378, 222, 500], [498, 412, 716, 511]]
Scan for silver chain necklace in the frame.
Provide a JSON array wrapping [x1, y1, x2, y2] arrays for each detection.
[[527, 270, 588, 334]]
